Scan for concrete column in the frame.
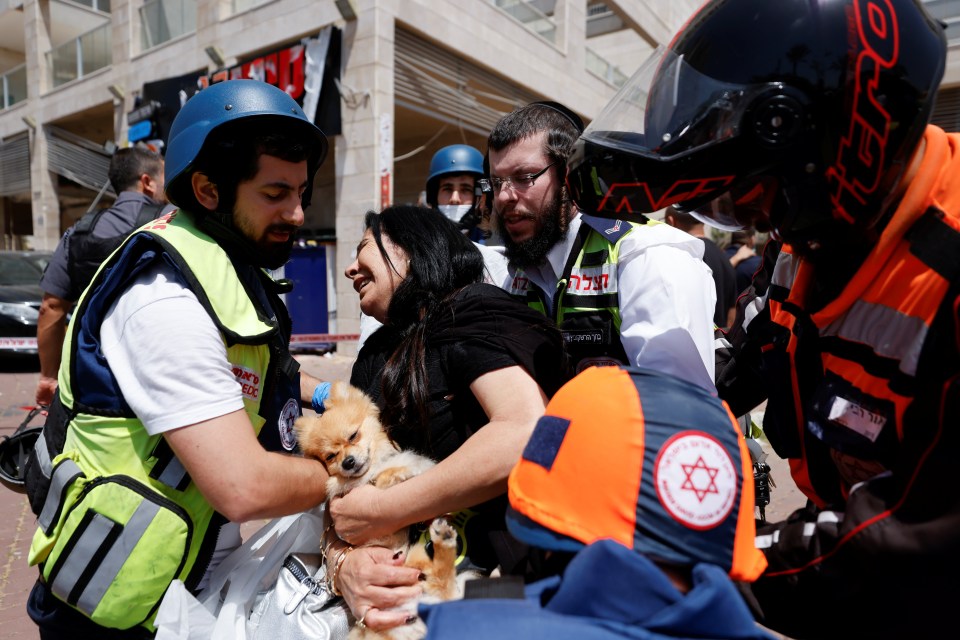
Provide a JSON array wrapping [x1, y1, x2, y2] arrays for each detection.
[[26, 128, 59, 251], [560, 0, 588, 80], [196, 0, 226, 48], [24, 0, 60, 250], [110, 0, 132, 145], [333, 0, 396, 354]]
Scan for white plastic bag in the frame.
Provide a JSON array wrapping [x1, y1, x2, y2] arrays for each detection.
[[154, 580, 216, 639], [155, 506, 341, 640]]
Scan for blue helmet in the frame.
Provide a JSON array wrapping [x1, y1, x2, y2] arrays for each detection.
[[164, 79, 328, 209], [425, 144, 484, 206]]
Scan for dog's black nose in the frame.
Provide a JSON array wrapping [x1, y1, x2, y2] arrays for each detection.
[[342, 456, 356, 471]]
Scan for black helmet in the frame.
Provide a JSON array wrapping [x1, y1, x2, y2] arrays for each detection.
[[0, 406, 45, 493], [567, 0, 946, 251]]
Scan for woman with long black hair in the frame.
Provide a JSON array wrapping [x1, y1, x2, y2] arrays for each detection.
[[325, 204, 568, 632]]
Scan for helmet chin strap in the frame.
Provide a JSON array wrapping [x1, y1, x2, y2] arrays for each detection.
[[196, 209, 294, 292], [196, 207, 262, 267]]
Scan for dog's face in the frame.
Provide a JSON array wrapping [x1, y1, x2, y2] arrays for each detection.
[[295, 383, 393, 481]]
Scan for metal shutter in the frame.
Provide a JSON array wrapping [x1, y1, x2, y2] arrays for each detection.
[[931, 85, 960, 133], [46, 125, 113, 195], [0, 134, 31, 196], [394, 27, 540, 136]]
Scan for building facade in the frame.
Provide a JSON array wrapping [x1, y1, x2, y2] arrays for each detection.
[[0, 0, 957, 351]]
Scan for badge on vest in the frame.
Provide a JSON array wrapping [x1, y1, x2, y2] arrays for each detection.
[[232, 364, 262, 400], [567, 263, 617, 295], [562, 329, 607, 344], [508, 274, 531, 296], [279, 398, 299, 451], [827, 396, 886, 442]]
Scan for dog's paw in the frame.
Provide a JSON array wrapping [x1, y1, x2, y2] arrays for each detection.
[[429, 518, 457, 549], [326, 476, 347, 498], [374, 466, 414, 489]]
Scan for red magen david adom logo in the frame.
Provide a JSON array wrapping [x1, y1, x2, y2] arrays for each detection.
[[654, 431, 738, 530]]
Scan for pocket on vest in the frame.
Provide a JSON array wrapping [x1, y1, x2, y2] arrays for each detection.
[[41, 475, 193, 630]]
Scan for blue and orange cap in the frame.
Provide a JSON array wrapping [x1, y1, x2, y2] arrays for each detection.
[[507, 366, 767, 582]]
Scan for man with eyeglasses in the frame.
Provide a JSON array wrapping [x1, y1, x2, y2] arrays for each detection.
[[482, 102, 717, 388]]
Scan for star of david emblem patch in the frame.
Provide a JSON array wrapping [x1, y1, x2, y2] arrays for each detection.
[[654, 431, 738, 530], [681, 456, 721, 502]]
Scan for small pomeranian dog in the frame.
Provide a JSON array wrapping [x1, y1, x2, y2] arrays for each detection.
[[295, 381, 437, 551], [295, 382, 462, 639]]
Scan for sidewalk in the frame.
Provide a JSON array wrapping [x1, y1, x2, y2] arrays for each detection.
[[0, 359, 51, 640]]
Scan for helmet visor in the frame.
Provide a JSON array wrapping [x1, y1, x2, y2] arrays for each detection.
[[581, 46, 773, 160], [689, 193, 745, 232], [689, 176, 779, 232]]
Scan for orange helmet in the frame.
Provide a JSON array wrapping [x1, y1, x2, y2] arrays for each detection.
[[507, 366, 766, 582]]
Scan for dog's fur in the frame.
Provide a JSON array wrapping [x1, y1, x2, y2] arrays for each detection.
[[296, 381, 436, 551], [348, 517, 461, 640], [295, 382, 463, 639]]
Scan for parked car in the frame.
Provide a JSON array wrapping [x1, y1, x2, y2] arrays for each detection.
[[0, 251, 52, 356]]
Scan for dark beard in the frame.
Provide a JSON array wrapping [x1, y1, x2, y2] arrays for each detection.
[[203, 205, 297, 269], [258, 233, 296, 269], [498, 190, 569, 270]]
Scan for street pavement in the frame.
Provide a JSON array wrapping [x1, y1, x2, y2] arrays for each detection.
[[0, 354, 805, 638], [0, 357, 45, 640]]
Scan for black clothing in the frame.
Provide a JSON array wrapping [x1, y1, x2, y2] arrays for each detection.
[[351, 283, 569, 573], [28, 580, 154, 640], [701, 237, 737, 328], [67, 202, 164, 300], [41, 192, 169, 302], [724, 243, 762, 296]]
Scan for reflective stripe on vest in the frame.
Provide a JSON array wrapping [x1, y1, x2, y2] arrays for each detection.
[[821, 299, 928, 376], [152, 456, 189, 492], [509, 216, 651, 369], [39, 459, 83, 534], [741, 293, 766, 333], [34, 430, 52, 482], [770, 251, 800, 291], [555, 217, 638, 330], [50, 500, 159, 613]]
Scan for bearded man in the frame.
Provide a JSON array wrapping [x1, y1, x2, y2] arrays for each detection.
[[24, 80, 332, 638], [482, 101, 716, 387]]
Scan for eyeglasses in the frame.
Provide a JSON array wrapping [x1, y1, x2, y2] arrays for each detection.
[[480, 161, 558, 194]]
